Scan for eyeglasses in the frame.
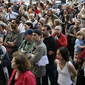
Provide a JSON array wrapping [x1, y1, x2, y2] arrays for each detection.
[[32, 34, 37, 36], [11, 22, 15, 24]]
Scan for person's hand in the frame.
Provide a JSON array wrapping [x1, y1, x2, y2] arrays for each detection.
[[74, 25, 77, 29], [20, 48, 23, 53], [55, 35, 59, 40], [48, 51, 54, 55], [73, 57, 77, 63], [31, 54, 34, 57], [64, 14, 67, 17]]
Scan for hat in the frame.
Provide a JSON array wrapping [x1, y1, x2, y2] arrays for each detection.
[[33, 29, 42, 35], [23, 29, 33, 35]]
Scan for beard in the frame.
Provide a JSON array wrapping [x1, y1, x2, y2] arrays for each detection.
[[11, 25, 16, 29], [42, 33, 47, 37]]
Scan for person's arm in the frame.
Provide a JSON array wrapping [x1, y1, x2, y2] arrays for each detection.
[[6, 41, 16, 47], [54, 59, 57, 68], [0, 53, 10, 67], [30, 47, 46, 64], [65, 24, 68, 36], [78, 45, 85, 49], [57, 34, 67, 48], [68, 63, 77, 81]]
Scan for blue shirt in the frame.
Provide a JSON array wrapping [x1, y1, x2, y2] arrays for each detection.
[[75, 39, 85, 51]]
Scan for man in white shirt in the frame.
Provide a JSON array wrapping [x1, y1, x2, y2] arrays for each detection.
[[29, 13, 37, 26], [5, 7, 18, 20], [18, 15, 28, 32]]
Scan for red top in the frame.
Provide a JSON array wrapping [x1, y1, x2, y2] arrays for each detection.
[[35, 9, 39, 14], [52, 33, 67, 50], [52, 33, 67, 58], [78, 48, 85, 61], [8, 70, 36, 85]]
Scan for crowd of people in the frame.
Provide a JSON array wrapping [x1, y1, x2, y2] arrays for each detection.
[[0, 0, 85, 85]]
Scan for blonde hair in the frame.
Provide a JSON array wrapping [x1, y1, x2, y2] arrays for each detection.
[[76, 31, 85, 39], [54, 19, 62, 26]]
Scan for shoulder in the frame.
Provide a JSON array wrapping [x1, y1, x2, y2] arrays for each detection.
[[68, 61, 74, 70], [61, 33, 66, 38], [23, 71, 36, 81]]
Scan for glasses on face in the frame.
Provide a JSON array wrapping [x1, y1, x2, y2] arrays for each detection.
[[32, 34, 37, 36], [11, 22, 15, 24]]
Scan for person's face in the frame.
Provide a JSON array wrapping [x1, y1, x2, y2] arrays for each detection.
[[11, 20, 16, 29], [19, 9, 23, 14], [29, 15, 34, 20], [54, 27, 61, 36], [6, 24, 11, 31], [57, 50, 62, 60], [75, 20, 80, 26], [0, 37, 3, 48], [77, 35, 83, 40], [11, 57, 18, 70], [69, 17, 72, 21], [24, 24, 30, 30], [21, 16, 26, 22], [38, 22, 42, 30], [24, 34, 31, 41], [47, 11, 52, 16], [8, 8, 12, 13], [64, 10, 67, 15], [32, 33, 40, 42], [83, 22, 85, 27], [41, 27, 48, 37], [77, 14, 81, 19]]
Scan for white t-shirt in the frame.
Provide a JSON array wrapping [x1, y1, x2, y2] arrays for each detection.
[[56, 60, 72, 85]]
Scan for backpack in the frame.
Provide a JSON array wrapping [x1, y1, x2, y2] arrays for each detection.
[[0, 45, 9, 85]]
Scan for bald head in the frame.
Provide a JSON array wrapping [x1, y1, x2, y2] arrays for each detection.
[[54, 26, 61, 36], [39, 18, 45, 24]]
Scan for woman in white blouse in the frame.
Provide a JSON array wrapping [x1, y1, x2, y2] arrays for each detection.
[[54, 47, 77, 85]]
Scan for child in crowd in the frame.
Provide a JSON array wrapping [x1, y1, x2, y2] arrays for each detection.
[[74, 31, 85, 68]]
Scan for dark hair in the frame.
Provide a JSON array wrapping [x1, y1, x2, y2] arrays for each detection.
[[25, 22, 34, 29], [33, 29, 42, 35], [12, 51, 31, 72], [38, 21, 43, 26], [11, 19, 20, 24], [43, 25, 51, 31], [58, 47, 69, 61], [0, 24, 5, 29], [48, 3, 52, 7]]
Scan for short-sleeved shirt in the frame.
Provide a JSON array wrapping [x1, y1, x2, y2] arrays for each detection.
[[75, 39, 84, 51], [4, 30, 23, 59]]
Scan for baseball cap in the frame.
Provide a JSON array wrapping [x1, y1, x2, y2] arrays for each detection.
[[23, 29, 33, 35]]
